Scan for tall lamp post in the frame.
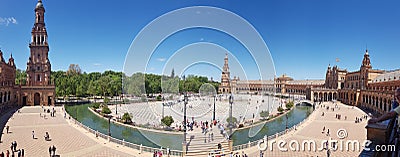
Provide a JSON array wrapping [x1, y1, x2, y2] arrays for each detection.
[[182, 92, 188, 153], [108, 116, 111, 136], [228, 94, 234, 151], [285, 114, 288, 130], [213, 95, 216, 121], [115, 91, 118, 115]]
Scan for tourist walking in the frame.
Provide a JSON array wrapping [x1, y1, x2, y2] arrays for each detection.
[[13, 141, 17, 152], [52, 145, 56, 156], [48, 146, 52, 157], [32, 131, 35, 139], [327, 148, 331, 157], [6, 126, 9, 133]]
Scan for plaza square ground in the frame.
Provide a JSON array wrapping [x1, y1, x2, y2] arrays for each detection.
[[0, 101, 369, 156]]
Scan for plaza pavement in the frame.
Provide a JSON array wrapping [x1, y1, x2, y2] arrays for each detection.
[[0, 106, 153, 157], [1, 100, 369, 157], [242, 101, 369, 157], [111, 94, 292, 128]]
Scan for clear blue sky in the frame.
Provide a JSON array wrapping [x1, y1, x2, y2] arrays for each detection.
[[0, 0, 399, 80]]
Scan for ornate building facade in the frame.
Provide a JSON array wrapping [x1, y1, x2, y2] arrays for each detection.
[[218, 49, 400, 114], [315, 49, 400, 114], [0, 51, 18, 110], [0, 0, 55, 107], [218, 55, 324, 95]]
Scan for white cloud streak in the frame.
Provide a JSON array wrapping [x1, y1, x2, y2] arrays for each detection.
[[156, 58, 166, 62], [0, 17, 18, 26]]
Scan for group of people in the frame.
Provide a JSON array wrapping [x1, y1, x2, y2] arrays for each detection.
[[322, 126, 330, 136], [0, 149, 24, 157], [0, 141, 25, 157], [355, 115, 367, 123], [40, 107, 56, 118], [209, 151, 248, 157], [152, 150, 163, 157], [335, 114, 345, 120], [48, 145, 57, 157]]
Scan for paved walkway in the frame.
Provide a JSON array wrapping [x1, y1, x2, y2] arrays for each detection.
[[242, 101, 368, 156], [0, 106, 153, 157], [0, 101, 369, 157]]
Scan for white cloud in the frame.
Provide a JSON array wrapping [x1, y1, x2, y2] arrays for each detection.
[[93, 63, 102, 66], [0, 17, 18, 26], [156, 58, 166, 62]]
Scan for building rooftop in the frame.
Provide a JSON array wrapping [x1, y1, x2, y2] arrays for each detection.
[[286, 79, 325, 85], [371, 69, 400, 83]]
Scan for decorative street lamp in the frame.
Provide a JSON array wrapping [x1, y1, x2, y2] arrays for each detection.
[[228, 94, 234, 138], [213, 95, 216, 121], [267, 91, 270, 113], [227, 94, 234, 152], [183, 91, 188, 153], [285, 114, 288, 130], [115, 91, 118, 115], [108, 116, 111, 136]]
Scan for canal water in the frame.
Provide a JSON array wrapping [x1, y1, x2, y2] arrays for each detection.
[[65, 104, 312, 150]]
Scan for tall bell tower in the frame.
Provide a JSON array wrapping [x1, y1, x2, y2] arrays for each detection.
[[21, 0, 55, 106], [27, 0, 51, 86], [218, 53, 231, 94]]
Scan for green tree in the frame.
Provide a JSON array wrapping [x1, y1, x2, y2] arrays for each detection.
[[121, 112, 132, 124], [170, 68, 175, 78], [98, 75, 111, 98], [101, 105, 112, 114], [277, 106, 284, 113], [15, 69, 27, 85], [92, 103, 100, 109], [66, 64, 82, 76], [226, 117, 238, 124], [161, 116, 174, 127], [104, 97, 110, 104], [260, 110, 269, 120], [285, 101, 294, 109]]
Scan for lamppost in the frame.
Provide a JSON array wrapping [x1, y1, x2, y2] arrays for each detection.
[[115, 91, 118, 115], [108, 116, 111, 136], [213, 95, 216, 121], [267, 91, 270, 113], [228, 94, 234, 151], [285, 114, 288, 130], [183, 92, 188, 153]]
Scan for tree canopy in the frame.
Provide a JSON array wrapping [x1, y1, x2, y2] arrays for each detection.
[[16, 64, 220, 98]]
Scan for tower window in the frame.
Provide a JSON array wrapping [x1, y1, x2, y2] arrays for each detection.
[[37, 74, 41, 82]]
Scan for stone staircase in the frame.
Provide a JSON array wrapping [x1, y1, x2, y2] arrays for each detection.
[[184, 127, 231, 156]]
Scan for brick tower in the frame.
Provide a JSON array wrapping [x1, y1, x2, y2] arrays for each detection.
[[218, 53, 231, 94], [21, 0, 55, 106]]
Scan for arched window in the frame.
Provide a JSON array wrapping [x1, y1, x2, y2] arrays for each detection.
[[37, 74, 41, 81]]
